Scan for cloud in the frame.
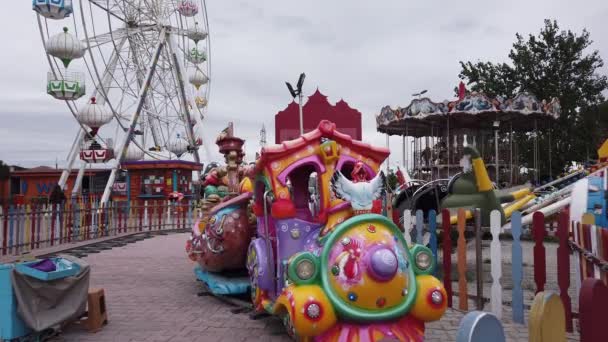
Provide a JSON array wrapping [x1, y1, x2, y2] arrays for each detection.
[[2, 0, 608, 170]]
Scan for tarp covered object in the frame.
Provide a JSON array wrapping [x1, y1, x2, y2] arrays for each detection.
[[10, 255, 90, 332]]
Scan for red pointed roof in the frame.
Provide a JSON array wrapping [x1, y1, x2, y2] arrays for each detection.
[[275, 88, 362, 143]]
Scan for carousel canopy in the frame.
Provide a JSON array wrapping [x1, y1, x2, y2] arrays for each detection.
[[377, 91, 561, 137]]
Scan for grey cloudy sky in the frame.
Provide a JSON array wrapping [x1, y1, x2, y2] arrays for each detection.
[[1, 0, 607, 168]]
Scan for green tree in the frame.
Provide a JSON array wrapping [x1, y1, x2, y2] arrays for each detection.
[[0, 161, 9, 180], [459, 19, 608, 178]]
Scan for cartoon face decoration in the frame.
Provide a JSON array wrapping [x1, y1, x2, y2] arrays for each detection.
[[322, 220, 415, 317]]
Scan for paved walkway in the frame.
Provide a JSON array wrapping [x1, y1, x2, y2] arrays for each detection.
[[50, 233, 578, 342]]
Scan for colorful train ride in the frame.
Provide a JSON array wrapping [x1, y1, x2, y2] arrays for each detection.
[[246, 120, 447, 341]]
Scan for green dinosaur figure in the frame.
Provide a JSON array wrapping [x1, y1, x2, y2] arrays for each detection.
[[440, 146, 530, 226]]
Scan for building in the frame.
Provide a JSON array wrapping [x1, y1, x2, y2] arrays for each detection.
[[113, 160, 203, 202], [0, 166, 110, 205], [274, 89, 362, 144]]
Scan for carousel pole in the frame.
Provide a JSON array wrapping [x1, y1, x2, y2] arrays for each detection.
[[493, 121, 500, 187], [405, 123, 409, 171], [402, 135, 406, 168], [534, 119, 539, 185], [510, 122, 514, 186], [548, 129, 552, 180], [386, 134, 390, 173], [446, 114, 450, 177]]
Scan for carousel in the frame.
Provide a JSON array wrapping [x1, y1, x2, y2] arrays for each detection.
[[378, 82, 561, 186], [378, 83, 562, 222]]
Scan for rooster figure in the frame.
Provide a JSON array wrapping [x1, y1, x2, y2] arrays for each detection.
[[331, 168, 386, 215]]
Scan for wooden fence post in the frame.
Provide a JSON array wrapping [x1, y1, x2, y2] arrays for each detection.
[[457, 208, 468, 311], [2, 206, 7, 255], [403, 210, 412, 246], [511, 211, 524, 324], [415, 210, 423, 244], [429, 210, 438, 276], [490, 210, 502, 319], [533, 212, 547, 294], [474, 209, 483, 311], [442, 209, 453, 308], [579, 278, 608, 342], [557, 210, 573, 332]]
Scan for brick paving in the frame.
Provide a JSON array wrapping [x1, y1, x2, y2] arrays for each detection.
[[49, 233, 579, 341]]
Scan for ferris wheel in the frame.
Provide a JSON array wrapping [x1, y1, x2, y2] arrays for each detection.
[[33, 0, 211, 204]]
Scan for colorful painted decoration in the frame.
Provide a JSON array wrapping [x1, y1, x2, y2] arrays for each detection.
[[167, 134, 189, 157], [187, 22, 208, 43], [45, 27, 84, 68], [456, 311, 505, 342], [177, 0, 198, 17], [76, 97, 113, 135], [189, 68, 208, 90], [46, 70, 85, 100], [186, 47, 207, 64], [79, 147, 114, 163], [32, 0, 73, 20]]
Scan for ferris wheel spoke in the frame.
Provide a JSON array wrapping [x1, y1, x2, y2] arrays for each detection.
[[166, 35, 199, 164], [89, 0, 127, 23], [100, 28, 167, 205]]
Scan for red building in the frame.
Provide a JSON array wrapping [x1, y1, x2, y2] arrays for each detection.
[[275, 89, 362, 143]]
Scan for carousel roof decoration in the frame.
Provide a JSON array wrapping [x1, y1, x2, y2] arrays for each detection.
[[186, 47, 207, 64], [77, 97, 113, 136], [377, 84, 561, 137], [45, 27, 85, 68], [167, 134, 189, 157], [189, 68, 208, 90], [177, 0, 198, 17], [187, 22, 208, 44], [33, 0, 73, 20], [47, 70, 85, 100]]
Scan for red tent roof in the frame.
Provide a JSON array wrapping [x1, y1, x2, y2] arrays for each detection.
[[275, 89, 362, 143]]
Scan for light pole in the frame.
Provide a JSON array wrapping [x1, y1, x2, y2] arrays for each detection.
[[286, 73, 306, 135], [412, 89, 428, 99]]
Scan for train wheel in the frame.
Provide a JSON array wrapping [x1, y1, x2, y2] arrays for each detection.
[[282, 313, 300, 341]]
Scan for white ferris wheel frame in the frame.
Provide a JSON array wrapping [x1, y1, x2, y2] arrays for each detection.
[[36, 0, 212, 205]]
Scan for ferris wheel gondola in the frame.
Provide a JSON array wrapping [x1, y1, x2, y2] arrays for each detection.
[[34, 0, 212, 204]]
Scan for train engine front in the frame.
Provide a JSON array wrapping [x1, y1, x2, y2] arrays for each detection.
[[247, 121, 447, 341], [273, 214, 447, 341]]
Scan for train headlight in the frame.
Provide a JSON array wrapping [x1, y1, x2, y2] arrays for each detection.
[[288, 252, 319, 284], [415, 251, 432, 270], [296, 259, 315, 280]]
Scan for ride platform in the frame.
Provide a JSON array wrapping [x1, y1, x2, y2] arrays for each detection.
[[193, 265, 250, 296]]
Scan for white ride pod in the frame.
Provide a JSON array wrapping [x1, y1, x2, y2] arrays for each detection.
[[120, 143, 145, 162], [33, 0, 73, 20], [167, 135, 189, 157], [77, 97, 113, 136], [186, 47, 207, 64], [189, 68, 208, 90], [46, 27, 84, 68], [187, 22, 208, 44], [177, 0, 198, 17], [47, 70, 85, 100]]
